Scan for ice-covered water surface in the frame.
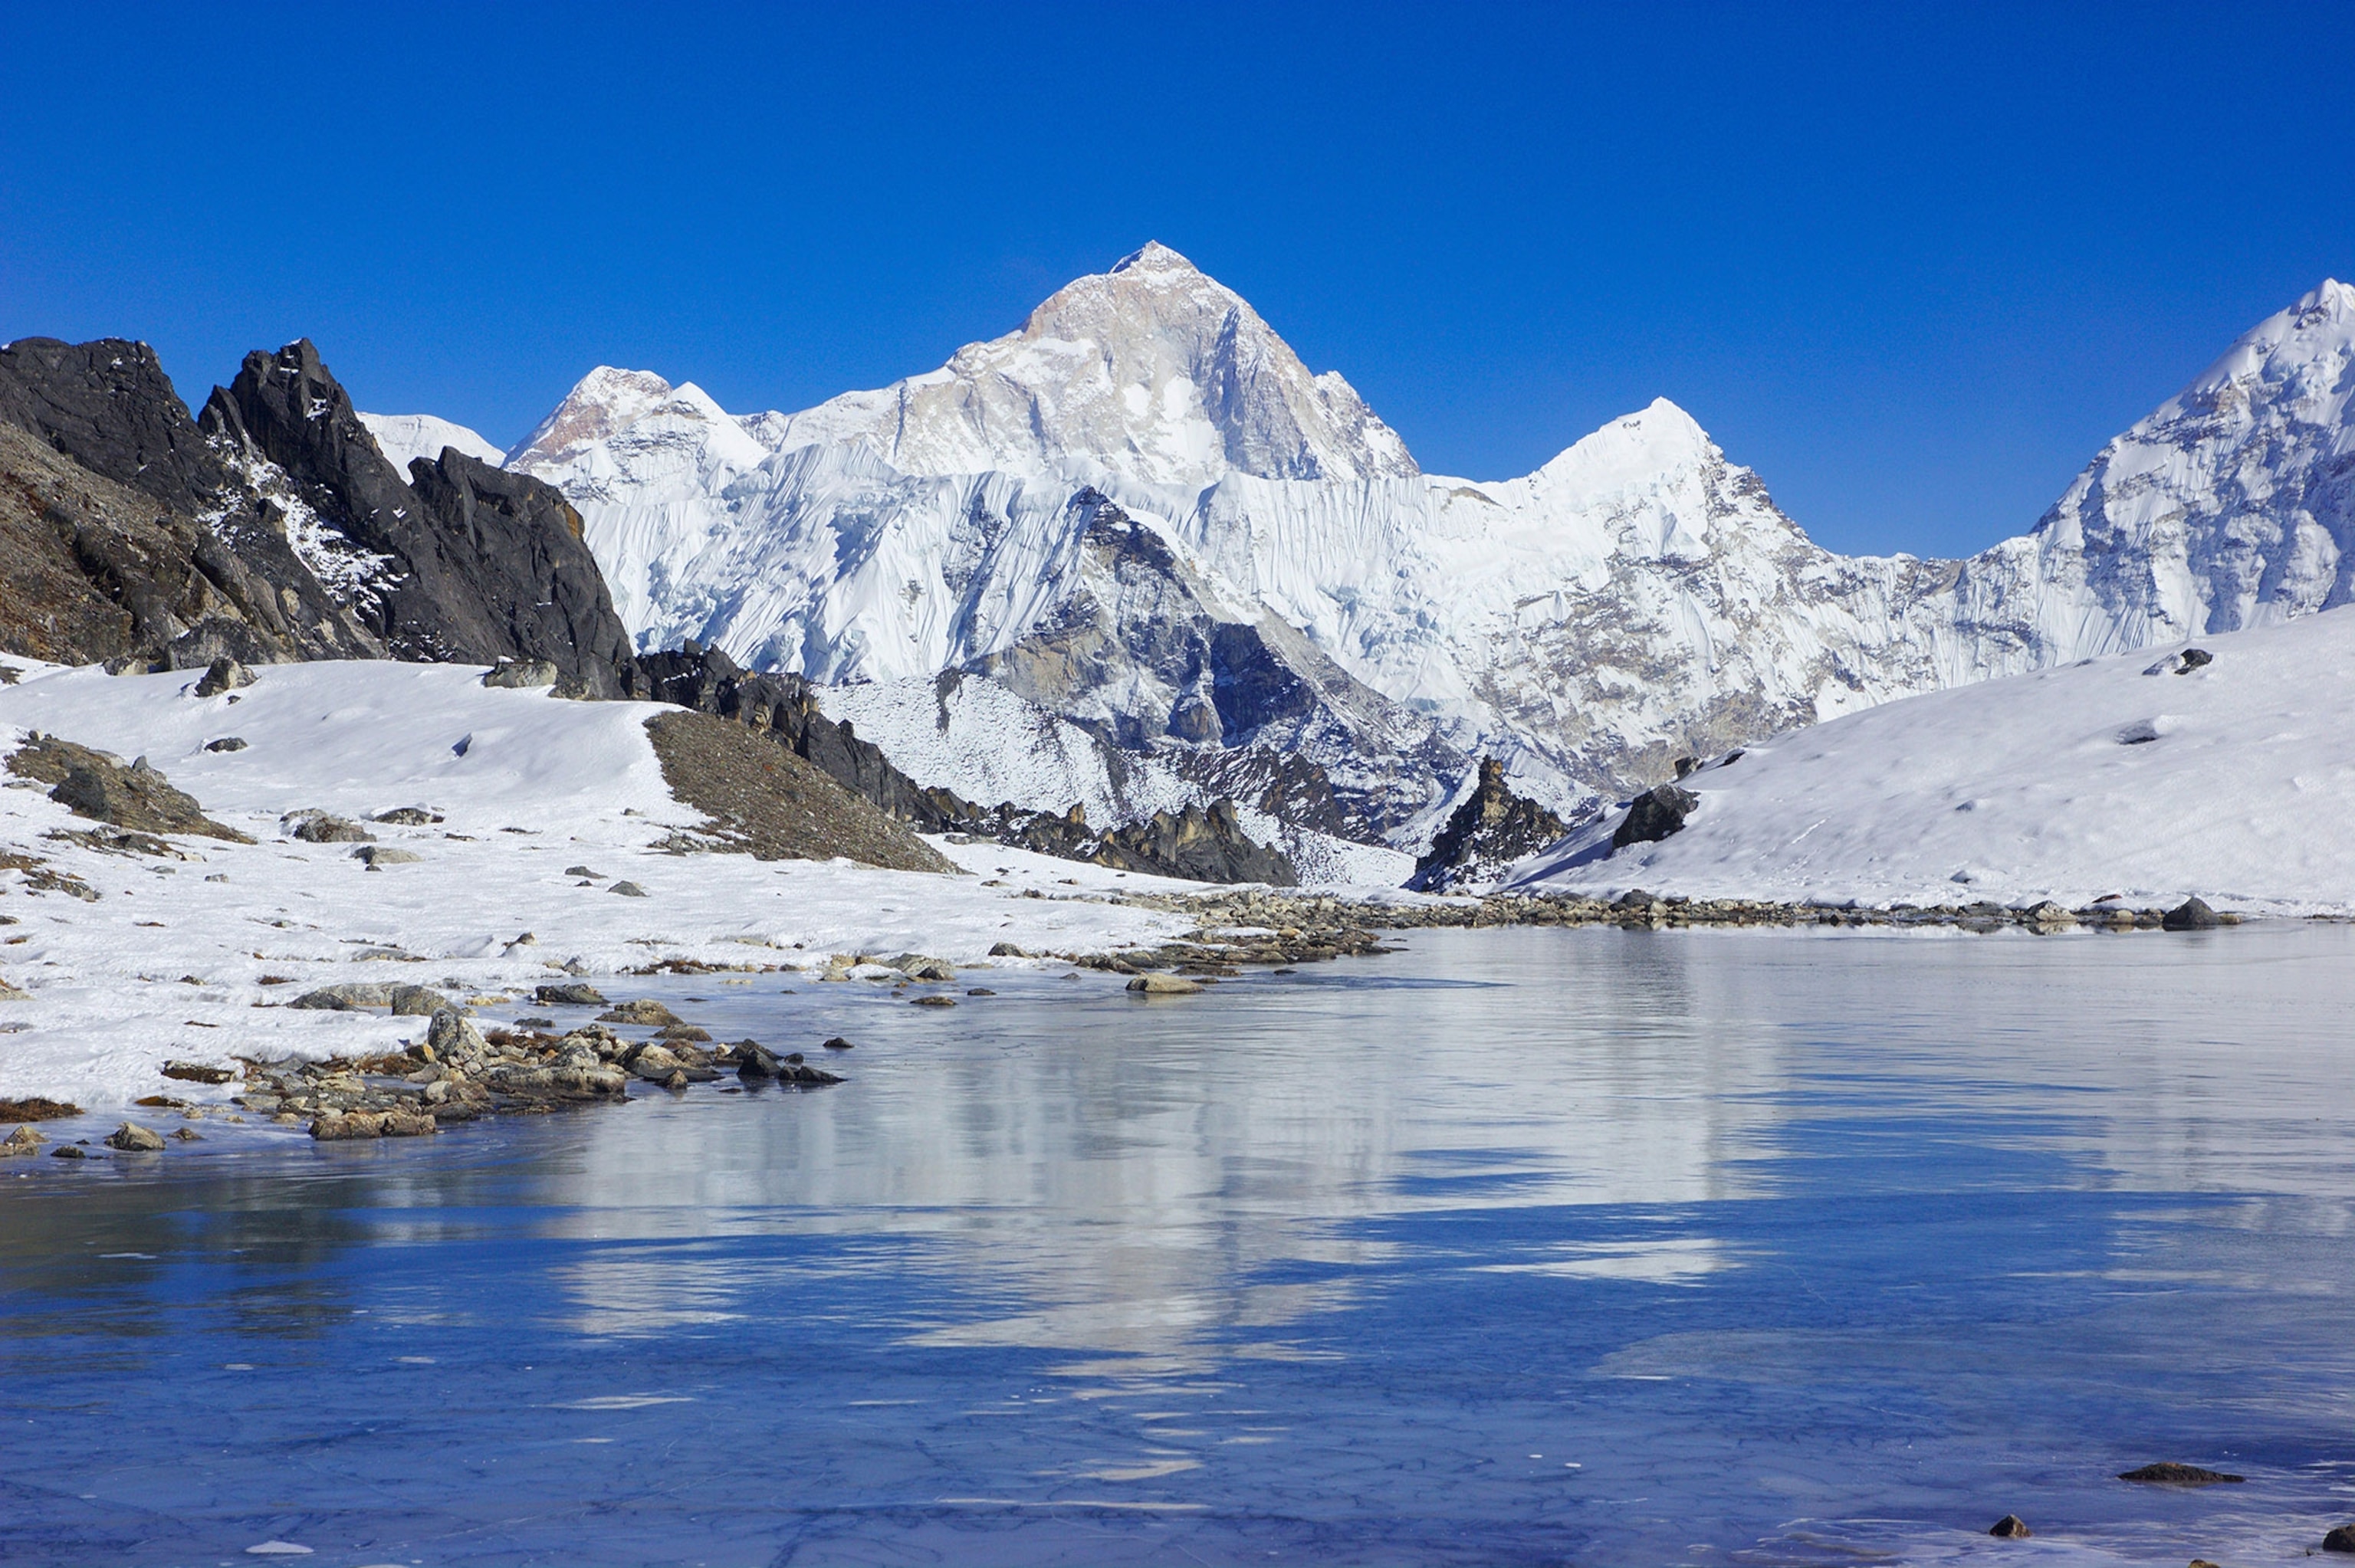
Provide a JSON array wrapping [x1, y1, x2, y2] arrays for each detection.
[[3, 926, 2352, 1566]]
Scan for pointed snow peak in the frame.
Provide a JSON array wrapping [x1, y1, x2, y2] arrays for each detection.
[[508, 366, 679, 469], [765, 245, 1421, 487], [1109, 240, 1201, 277], [1529, 397, 1719, 494], [2159, 279, 2355, 427]]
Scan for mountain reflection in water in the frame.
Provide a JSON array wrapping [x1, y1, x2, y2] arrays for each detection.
[[3, 924, 2351, 1566]]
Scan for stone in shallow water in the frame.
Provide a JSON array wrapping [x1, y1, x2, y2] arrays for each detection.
[[2117, 1462, 2244, 1486], [104, 1121, 166, 1152], [1126, 973, 1201, 996]]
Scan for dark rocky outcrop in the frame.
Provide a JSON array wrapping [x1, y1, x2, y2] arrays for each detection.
[[1409, 756, 1569, 892], [202, 340, 638, 696], [0, 335, 638, 689], [1612, 782, 1700, 849], [6, 734, 251, 841], [0, 340, 371, 666], [644, 710, 955, 874], [637, 643, 1297, 884], [2323, 1522, 2355, 1553], [1987, 1515, 2031, 1538]]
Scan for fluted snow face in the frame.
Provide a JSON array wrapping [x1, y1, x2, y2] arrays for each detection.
[[2024, 279, 2355, 645], [749, 242, 1419, 490], [504, 260, 2355, 839]]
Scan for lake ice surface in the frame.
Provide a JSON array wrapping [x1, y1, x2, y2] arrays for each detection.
[[3, 924, 2352, 1565]]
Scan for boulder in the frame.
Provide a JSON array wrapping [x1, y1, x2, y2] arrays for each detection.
[[205, 736, 248, 753], [630, 1043, 685, 1081], [288, 982, 395, 1010], [370, 805, 442, 825], [2161, 897, 2222, 931], [289, 812, 373, 843], [1126, 974, 1203, 996], [911, 994, 957, 1007], [1612, 784, 1699, 850], [353, 845, 422, 867], [481, 658, 560, 689], [889, 954, 957, 981], [607, 880, 649, 897], [1, 1124, 45, 1156], [192, 656, 254, 697], [426, 1008, 488, 1060], [599, 999, 681, 1026], [1988, 1516, 2031, 1539], [820, 1036, 854, 1051], [989, 941, 1028, 957], [2322, 1523, 2355, 1553], [534, 982, 607, 1006], [104, 1120, 166, 1152], [388, 985, 453, 1017]]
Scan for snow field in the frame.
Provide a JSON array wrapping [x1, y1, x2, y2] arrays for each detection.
[[0, 661, 1196, 1108], [1513, 608, 2355, 914]]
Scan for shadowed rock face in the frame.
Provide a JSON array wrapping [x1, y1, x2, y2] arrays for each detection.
[[0, 338, 376, 667], [203, 340, 640, 697], [0, 335, 638, 692]]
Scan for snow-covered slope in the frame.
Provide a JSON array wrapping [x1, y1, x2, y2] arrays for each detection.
[[1510, 608, 2355, 914], [358, 412, 507, 474], [0, 660, 1196, 1106], [505, 254, 2355, 856]]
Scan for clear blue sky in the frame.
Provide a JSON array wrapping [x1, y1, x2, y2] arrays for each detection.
[[3, 2, 2348, 558]]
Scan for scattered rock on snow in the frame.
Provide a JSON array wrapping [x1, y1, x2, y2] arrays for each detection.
[[353, 845, 423, 867], [2321, 1522, 2355, 1553], [162, 1061, 235, 1084], [287, 811, 373, 843], [607, 881, 649, 897], [205, 736, 248, 753], [370, 805, 443, 825], [1988, 1515, 2031, 1538]]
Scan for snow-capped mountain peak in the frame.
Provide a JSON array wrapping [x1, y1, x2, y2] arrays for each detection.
[[507, 366, 751, 471], [2027, 277, 2355, 641], [750, 243, 1419, 490]]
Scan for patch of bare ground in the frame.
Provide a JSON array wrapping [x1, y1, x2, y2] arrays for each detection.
[[645, 711, 954, 874]]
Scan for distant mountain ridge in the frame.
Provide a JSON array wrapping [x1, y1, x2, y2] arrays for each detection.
[[492, 250, 2355, 854]]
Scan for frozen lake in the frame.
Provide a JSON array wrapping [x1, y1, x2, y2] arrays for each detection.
[[4, 923, 2353, 1564]]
